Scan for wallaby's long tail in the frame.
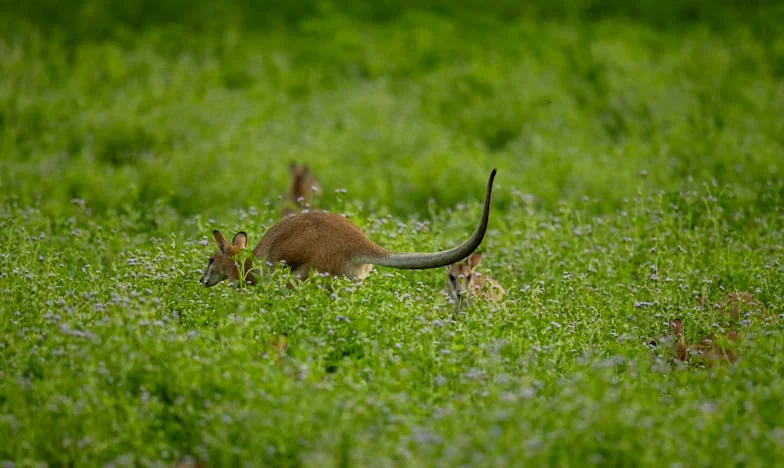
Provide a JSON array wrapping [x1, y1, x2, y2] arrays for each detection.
[[364, 168, 496, 269]]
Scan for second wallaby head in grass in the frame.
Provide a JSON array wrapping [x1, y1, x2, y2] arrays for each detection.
[[444, 252, 506, 314], [200, 169, 497, 287]]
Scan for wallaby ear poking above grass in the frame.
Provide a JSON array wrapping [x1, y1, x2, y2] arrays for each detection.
[[670, 319, 688, 362], [281, 162, 320, 218], [201, 169, 497, 288], [444, 252, 506, 315]]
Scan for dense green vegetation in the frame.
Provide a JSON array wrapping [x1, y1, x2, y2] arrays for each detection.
[[1, 1, 783, 465]]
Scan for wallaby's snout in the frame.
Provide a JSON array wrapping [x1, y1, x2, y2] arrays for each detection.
[[200, 256, 227, 287], [199, 269, 222, 287], [453, 280, 470, 299], [446, 257, 474, 299]]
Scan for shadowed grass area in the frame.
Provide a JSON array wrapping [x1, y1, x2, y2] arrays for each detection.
[[0, 1, 783, 466]]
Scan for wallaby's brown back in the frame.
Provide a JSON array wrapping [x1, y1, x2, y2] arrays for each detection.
[[256, 211, 388, 277]]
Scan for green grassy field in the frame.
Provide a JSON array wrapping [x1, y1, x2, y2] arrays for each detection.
[[1, 1, 784, 466]]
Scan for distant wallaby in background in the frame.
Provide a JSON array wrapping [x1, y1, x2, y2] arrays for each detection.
[[281, 162, 320, 218], [444, 252, 505, 314], [200, 169, 497, 287], [667, 318, 739, 366], [646, 291, 765, 366]]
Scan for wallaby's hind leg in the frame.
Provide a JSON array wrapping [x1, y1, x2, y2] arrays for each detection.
[[352, 263, 374, 280]]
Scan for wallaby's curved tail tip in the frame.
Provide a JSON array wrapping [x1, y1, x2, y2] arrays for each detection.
[[488, 168, 497, 190], [369, 168, 498, 270]]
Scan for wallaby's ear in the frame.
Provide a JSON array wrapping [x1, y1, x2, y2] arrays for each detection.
[[468, 252, 483, 269], [213, 230, 231, 254], [232, 232, 248, 249], [303, 164, 310, 173], [289, 161, 297, 170], [670, 319, 684, 335]]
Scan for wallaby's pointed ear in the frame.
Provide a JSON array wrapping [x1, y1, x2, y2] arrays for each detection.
[[289, 161, 297, 171], [303, 164, 310, 173], [468, 252, 482, 269], [213, 230, 231, 254], [232, 232, 248, 249]]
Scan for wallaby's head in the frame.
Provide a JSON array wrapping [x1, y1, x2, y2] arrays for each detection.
[[445, 252, 483, 302], [289, 162, 319, 206], [200, 230, 250, 287]]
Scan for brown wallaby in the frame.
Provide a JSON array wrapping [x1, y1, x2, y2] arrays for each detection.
[[200, 169, 497, 287], [281, 162, 320, 218], [444, 252, 506, 314], [665, 318, 738, 366]]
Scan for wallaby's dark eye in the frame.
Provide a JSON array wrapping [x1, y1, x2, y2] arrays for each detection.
[[449, 274, 456, 282]]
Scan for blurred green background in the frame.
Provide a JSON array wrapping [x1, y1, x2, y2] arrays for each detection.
[[1, 0, 782, 220]]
